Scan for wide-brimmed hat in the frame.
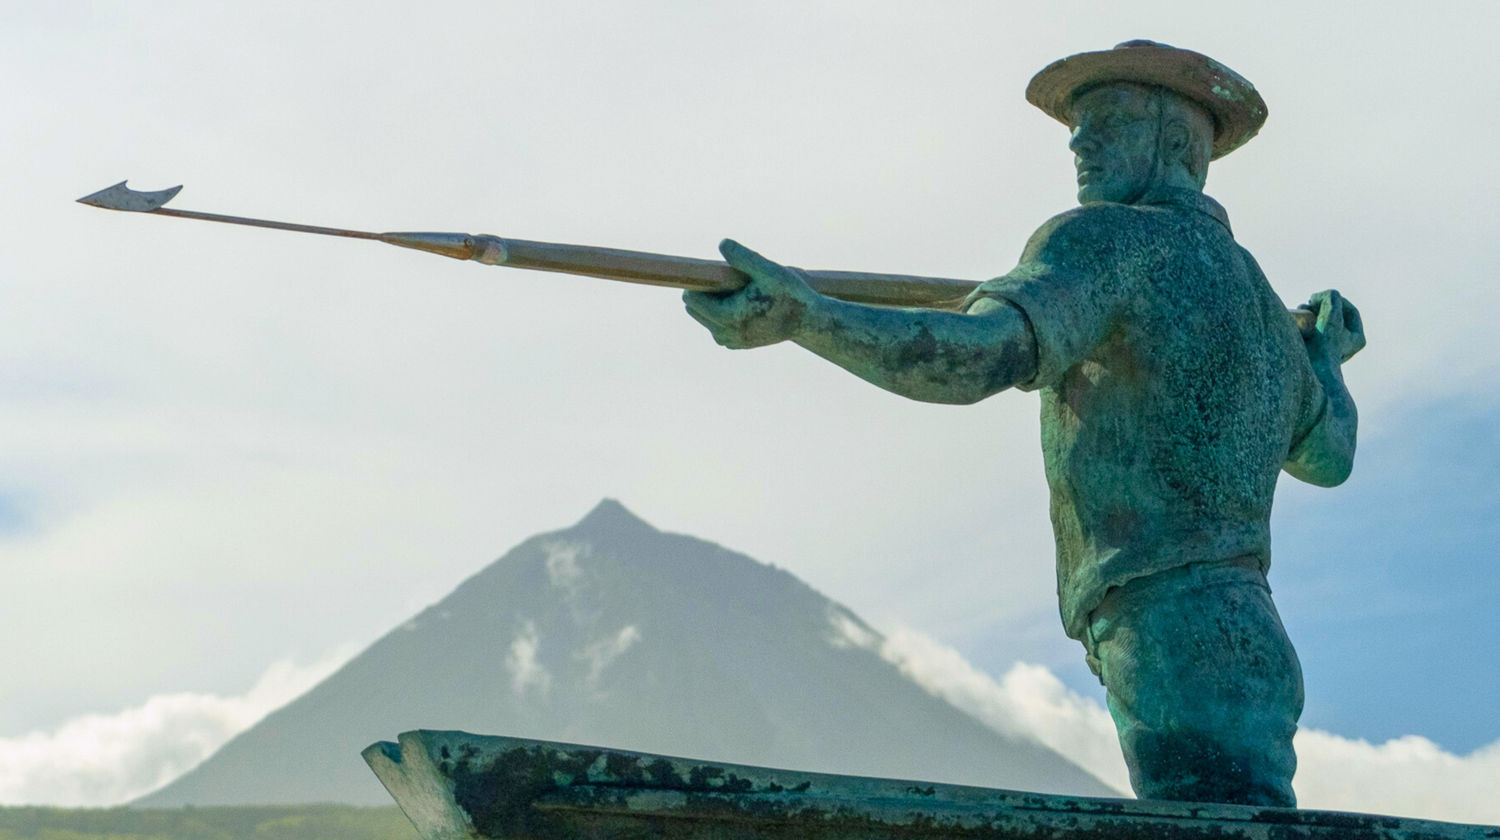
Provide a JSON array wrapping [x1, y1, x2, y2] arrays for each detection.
[[1026, 40, 1267, 160]]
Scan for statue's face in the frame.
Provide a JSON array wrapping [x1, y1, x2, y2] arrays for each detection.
[[1068, 83, 1159, 204]]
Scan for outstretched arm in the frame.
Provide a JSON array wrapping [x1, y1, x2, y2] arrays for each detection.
[[1284, 290, 1363, 486], [684, 240, 1038, 405]]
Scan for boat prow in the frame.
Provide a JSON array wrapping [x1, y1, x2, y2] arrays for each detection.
[[364, 731, 1500, 840]]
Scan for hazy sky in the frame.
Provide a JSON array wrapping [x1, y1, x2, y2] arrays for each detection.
[[3, 0, 1499, 817]]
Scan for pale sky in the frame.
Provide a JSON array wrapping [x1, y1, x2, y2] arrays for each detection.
[[3, 0, 1499, 819]]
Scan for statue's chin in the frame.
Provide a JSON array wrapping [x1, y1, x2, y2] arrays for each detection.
[[1076, 180, 1113, 205], [1078, 180, 1142, 206]]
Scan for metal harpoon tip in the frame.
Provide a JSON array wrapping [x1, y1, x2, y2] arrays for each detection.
[[77, 180, 183, 212]]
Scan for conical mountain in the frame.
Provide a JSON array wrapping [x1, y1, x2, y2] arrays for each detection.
[[137, 500, 1113, 805]]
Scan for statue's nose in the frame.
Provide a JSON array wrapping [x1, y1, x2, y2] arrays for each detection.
[[1068, 126, 1097, 155]]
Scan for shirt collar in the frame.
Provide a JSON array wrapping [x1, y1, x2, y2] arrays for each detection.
[[1136, 187, 1232, 234]]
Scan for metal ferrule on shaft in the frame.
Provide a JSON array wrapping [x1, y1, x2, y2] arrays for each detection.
[[377, 232, 477, 260]]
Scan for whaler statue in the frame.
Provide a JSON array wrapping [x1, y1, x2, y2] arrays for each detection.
[[687, 39, 1360, 809], [86, 40, 1499, 840]]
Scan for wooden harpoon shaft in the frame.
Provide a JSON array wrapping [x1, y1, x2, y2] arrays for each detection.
[[459, 234, 1319, 330], [466, 234, 978, 309]]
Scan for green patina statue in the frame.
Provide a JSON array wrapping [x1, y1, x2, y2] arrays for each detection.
[[684, 41, 1364, 807]]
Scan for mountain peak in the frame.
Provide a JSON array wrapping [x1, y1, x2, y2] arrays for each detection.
[[572, 498, 656, 536], [136, 500, 1113, 806]]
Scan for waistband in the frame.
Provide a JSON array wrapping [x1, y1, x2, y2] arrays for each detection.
[[1082, 555, 1267, 681], [1092, 555, 1266, 619]]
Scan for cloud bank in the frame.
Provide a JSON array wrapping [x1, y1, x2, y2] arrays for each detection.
[[879, 626, 1500, 825], [6, 624, 1499, 825], [0, 647, 353, 807]]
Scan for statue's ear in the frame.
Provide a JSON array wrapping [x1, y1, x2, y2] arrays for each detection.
[[1159, 117, 1209, 183], [1161, 119, 1191, 160]]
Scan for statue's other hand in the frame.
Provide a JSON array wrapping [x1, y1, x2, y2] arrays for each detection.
[[1302, 289, 1365, 363], [682, 239, 816, 349]]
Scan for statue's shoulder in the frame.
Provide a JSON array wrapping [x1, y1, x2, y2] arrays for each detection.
[[1023, 203, 1148, 262], [1039, 202, 1163, 234]]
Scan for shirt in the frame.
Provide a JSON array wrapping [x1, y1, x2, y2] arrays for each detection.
[[965, 190, 1327, 640]]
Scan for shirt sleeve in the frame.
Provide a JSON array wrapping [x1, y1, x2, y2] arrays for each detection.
[[1285, 353, 1335, 465], [962, 207, 1140, 391]]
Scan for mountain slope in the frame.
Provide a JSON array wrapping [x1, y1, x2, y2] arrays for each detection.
[[137, 500, 1112, 805]]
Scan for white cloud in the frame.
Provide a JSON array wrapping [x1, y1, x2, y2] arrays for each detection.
[[544, 541, 587, 591], [579, 625, 642, 689], [1293, 730, 1500, 825], [505, 620, 551, 697], [878, 624, 1130, 793], [0, 646, 354, 807], [826, 607, 881, 651], [879, 624, 1500, 825]]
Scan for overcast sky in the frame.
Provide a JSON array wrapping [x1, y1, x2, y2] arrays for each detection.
[[3, 0, 1499, 821]]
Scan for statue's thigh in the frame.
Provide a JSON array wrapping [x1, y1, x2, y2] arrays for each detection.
[[1093, 575, 1304, 804], [1097, 575, 1303, 725]]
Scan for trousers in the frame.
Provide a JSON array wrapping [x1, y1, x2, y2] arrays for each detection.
[[1083, 557, 1303, 806]]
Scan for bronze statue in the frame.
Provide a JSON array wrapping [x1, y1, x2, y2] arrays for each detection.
[[683, 40, 1364, 807]]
